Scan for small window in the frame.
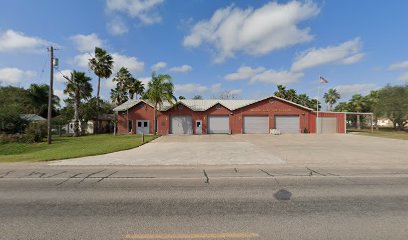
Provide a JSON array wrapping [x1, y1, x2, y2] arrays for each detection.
[[196, 122, 201, 127], [178, 104, 184, 110], [143, 121, 148, 127], [137, 122, 142, 127], [216, 104, 221, 109]]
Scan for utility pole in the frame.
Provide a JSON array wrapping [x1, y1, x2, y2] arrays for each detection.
[[47, 46, 54, 144]]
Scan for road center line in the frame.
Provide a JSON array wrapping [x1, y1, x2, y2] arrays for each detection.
[[125, 232, 259, 239]]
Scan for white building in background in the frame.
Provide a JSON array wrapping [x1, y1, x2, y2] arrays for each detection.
[[64, 114, 115, 135], [377, 118, 394, 128]]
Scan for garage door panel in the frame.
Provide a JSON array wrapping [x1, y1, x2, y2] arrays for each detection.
[[243, 116, 269, 134], [171, 115, 192, 134], [275, 116, 300, 134], [318, 117, 337, 133], [208, 115, 229, 134]]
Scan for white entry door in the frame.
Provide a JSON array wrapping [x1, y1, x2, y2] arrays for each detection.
[[196, 120, 202, 135], [136, 120, 149, 134]]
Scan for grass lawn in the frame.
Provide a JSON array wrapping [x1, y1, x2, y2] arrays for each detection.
[[0, 134, 158, 163], [348, 128, 408, 140]]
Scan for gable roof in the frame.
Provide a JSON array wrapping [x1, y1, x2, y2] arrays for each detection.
[[113, 96, 313, 112]]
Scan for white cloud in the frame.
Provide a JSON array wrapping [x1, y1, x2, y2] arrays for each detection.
[[107, 17, 129, 35], [54, 69, 72, 83], [334, 83, 378, 99], [175, 83, 208, 93], [72, 53, 91, 69], [54, 89, 68, 102], [139, 77, 151, 86], [151, 61, 167, 71], [111, 53, 144, 73], [183, 1, 319, 63], [0, 29, 51, 53], [291, 38, 364, 71], [106, 0, 164, 25], [250, 69, 303, 85], [229, 89, 242, 95], [70, 33, 103, 53], [398, 72, 408, 82], [0, 67, 36, 85], [73, 52, 144, 74], [388, 60, 408, 70], [225, 66, 266, 81], [225, 66, 303, 85], [211, 83, 222, 93], [169, 65, 193, 73]]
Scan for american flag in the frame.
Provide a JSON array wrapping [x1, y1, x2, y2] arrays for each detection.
[[319, 76, 329, 83]]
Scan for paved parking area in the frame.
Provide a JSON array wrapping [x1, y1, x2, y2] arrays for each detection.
[[50, 134, 408, 167]]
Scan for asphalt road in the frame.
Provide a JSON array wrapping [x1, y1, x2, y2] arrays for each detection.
[[1, 166, 408, 239]]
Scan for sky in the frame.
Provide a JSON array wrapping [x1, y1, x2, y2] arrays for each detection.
[[0, 0, 408, 106]]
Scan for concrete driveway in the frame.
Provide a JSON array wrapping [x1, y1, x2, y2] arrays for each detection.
[[50, 134, 408, 167]]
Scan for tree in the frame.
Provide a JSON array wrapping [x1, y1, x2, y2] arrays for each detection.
[[89, 47, 114, 132], [349, 94, 368, 129], [111, 67, 132, 105], [218, 91, 240, 100], [365, 90, 380, 130], [334, 102, 350, 112], [27, 84, 60, 117], [144, 72, 175, 134], [128, 78, 144, 100], [110, 87, 128, 106], [286, 89, 297, 102], [63, 71, 93, 137], [375, 85, 408, 130], [81, 97, 113, 123], [192, 95, 203, 100], [89, 47, 114, 101], [274, 85, 288, 99], [296, 94, 310, 106], [178, 96, 186, 100], [323, 88, 341, 111]]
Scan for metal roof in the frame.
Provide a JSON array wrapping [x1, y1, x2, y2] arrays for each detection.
[[113, 96, 313, 112], [19, 114, 46, 121], [113, 100, 146, 111]]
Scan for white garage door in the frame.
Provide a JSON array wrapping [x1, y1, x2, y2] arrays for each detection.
[[171, 115, 192, 134], [275, 116, 300, 134], [208, 115, 229, 134], [318, 117, 337, 134], [243, 116, 269, 134]]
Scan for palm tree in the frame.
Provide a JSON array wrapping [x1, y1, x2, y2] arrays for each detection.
[[128, 78, 144, 100], [110, 87, 128, 106], [112, 67, 132, 94], [323, 88, 341, 111], [63, 71, 93, 137], [286, 89, 297, 102], [349, 94, 367, 129], [27, 84, 60, 117], [144, 72, 175, 135], [89, 47, 114, 100], [89, 47, 113, 133], [296, 94, 310, 107], [274, 85, 287, 99]]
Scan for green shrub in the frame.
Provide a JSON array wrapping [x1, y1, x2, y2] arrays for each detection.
[[24, 122, 47, 143]]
